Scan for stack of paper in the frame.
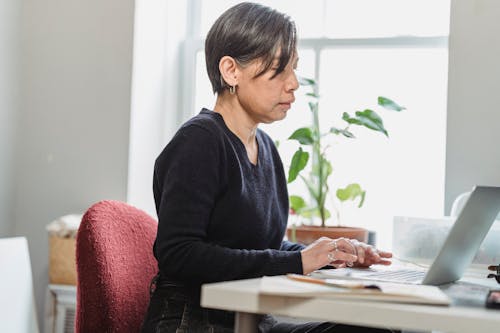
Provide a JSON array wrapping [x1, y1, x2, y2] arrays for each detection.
[[259, 275, 450, 306]]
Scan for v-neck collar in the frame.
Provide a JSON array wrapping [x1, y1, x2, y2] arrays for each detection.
[[204, 109, 262, 168]]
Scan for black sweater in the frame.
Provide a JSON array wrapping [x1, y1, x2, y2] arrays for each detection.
[[153, 109, 304, 286]]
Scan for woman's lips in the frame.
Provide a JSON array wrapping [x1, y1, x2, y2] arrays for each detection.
[[279, 102, 292, 110], [279, 99, 295, 109]]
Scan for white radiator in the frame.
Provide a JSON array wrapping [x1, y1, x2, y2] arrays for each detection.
[[45, 284, 76, 333]]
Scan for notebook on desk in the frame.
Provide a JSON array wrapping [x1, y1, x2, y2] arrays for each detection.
[[260, 275, 451, 305], [312, 185, 500, 286]]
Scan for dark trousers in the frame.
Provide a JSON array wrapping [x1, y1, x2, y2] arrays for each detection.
[[141, 278, 398, 333], [140, 281, 234, 333]]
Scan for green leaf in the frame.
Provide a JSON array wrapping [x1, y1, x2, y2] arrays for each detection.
[[311, 153, 331, 178], [330, 127, 341, 135], [342, 112, 362, 126], [306, 92, 320, 98], [274, 140, 280, 148], [358, 191, 366, 208], [288, 147, 309, 183], [298, 77, 316, 86], [336, 183, 366, 208], [298, 207, 319, 218], [342, 130, 355, 138], [355, 109, 388, 136], [319, 156, 332, 181], [330, 126, 355, 138], [308, 101, 318, 113], [311, 162, 319, 176], [299, 206, 331, 219], [319, 207, 331, 219], [289, 195, 306, 213], [300, 174, 320, 202], [344, 110, 388, 137], [288, 127, 314, 145], [378, 96, 405, 111]]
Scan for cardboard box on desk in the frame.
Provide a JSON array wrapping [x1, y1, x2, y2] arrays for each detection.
[[49, 235, 77, 285]]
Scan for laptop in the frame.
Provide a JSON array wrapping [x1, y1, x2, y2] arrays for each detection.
[[312, 185, 500, 286]]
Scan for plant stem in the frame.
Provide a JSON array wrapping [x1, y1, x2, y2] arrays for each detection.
[[311, 101, 326, 227]]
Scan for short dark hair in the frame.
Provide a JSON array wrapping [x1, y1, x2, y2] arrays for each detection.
[[205, 2, 297, 94]]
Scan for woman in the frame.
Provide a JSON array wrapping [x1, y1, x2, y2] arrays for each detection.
[[141, 2, 394, 332]]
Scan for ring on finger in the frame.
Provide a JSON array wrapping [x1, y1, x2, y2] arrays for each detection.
[[327, 252, 334, 262], [331, 240, 338, 251]]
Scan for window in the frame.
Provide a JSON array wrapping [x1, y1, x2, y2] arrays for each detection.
[[184, 0, 450, 249]]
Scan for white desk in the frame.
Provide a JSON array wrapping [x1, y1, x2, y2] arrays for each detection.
[[201, 276, 500, 333], [0, 237, 39, 333]]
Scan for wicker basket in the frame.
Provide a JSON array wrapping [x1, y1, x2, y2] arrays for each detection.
[[49, 235, 77, 285]]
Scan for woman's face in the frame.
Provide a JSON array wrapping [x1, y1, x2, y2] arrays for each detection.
[[236, 52, 299, 124]]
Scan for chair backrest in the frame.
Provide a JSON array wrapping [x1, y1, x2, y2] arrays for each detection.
[[75, 200, 157, 333]]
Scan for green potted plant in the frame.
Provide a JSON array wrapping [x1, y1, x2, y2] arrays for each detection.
[[286, 77, 405, 244]]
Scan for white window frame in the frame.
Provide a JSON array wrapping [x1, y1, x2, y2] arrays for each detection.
[[180, 0, 448, 120]]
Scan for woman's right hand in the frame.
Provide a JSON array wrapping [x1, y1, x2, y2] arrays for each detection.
[[300, 237, 358, 275]]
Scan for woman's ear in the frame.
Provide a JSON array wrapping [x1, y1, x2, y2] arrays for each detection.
[[219, 56, 239, 87]]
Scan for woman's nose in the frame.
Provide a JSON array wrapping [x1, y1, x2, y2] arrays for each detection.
[[287, 71, 299, 92]]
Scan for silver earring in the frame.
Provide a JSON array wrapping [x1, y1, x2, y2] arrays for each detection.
[[229, 85, 235, 95]]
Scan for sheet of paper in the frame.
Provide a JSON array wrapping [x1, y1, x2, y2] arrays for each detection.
[[259, 276, 450, 306]]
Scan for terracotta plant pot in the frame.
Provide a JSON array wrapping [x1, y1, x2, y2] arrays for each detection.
[[286, 225, 368, 245]]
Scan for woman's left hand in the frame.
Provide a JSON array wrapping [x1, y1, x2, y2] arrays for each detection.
[[330, 238, 392, 268], [350, 239, 392, 267]]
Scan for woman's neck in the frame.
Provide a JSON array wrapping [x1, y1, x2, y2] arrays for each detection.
[[213, 95, 258, 146]]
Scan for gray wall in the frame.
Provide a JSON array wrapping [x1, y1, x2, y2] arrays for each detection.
[[0, 0, 21, 237], [16, 0, 135, 326], [445, 0, 500, 212]]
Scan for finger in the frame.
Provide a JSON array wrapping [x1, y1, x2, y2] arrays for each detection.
[[310, 237, 330, 247], [355, 245, 365, 264], [364, 260, 392, 267], [329, 239, 339, 252], [332, 250, 357, 263], [375, 259, 392, 266], [318, 236, 333, 243], [365, 246, 381, 261], [332, 261, 346, 268], [326, 251, 336, 264], [364, 256, 392, 265], [335, 238, 356, 254], [377, 250, 393, 258]]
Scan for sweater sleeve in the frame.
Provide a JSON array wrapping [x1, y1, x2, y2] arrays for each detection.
[[280, 240, 306, 251], [154, 125, 302, 284]]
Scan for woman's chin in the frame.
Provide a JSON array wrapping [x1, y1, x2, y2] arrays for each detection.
[[263, 111, 288, 124]]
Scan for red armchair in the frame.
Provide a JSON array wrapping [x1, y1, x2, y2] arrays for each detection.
[[75, 200, 157, 332]]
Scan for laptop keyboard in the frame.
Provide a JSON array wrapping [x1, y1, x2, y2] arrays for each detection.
[[362, 269, 426, 283]]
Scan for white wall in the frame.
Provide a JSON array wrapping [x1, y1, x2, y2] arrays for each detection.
[[16, 0, 135, 326], [128, 0, 188, 216], [0, 0, 21, 237], [445, 0, 500, 212]]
